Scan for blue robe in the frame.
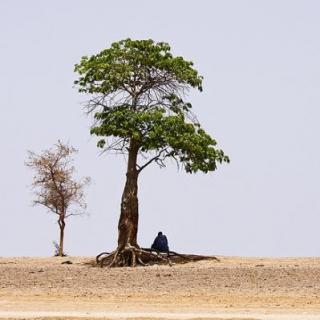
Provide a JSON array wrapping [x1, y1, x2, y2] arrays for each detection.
[[151, 234, 169, 252]]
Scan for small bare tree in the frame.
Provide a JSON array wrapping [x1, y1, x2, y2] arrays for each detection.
[[26, 141, 90, 256]]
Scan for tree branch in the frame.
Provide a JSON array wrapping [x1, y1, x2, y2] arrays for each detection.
[[137, 148, 168, 173]]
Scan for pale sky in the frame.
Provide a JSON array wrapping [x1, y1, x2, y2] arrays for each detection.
[[0, 0, 319, 257]]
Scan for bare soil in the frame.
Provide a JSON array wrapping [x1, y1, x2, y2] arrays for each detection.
[[0, 256, 319, 319]]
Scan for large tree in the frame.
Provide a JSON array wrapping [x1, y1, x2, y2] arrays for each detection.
[[75, 39, 229, 267], [26, 141, 90, 256]]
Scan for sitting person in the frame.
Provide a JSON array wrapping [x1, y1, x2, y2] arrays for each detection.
[[151, 231, 169, 252]]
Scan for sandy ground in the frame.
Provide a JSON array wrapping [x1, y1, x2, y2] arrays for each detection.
[[0, 256, 319, 319]]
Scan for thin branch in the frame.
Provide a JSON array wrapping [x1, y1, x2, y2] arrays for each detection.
[[137, 148, 168, 173]]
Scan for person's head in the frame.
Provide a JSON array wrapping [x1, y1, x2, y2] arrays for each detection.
[[158, 231, 163, 236]]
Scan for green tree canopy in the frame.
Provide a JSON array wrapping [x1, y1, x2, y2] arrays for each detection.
[[75, 39, 229, 174]]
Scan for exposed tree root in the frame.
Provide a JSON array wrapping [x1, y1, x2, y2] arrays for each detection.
[[95, 246, 219, 268]]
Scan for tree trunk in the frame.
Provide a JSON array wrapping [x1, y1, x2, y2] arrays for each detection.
[[58, 217, 65, 257], [117, 139, 139, 250]]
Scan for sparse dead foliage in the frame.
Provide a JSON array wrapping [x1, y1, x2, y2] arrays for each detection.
[[26, 141, 90, 256]]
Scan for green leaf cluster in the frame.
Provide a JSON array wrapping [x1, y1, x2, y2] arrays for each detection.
[[74, 39, 203, 94], [91, 106, 229, 173]]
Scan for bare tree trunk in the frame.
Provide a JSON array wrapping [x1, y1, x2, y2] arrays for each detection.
[[58, 217, 65, 257], [117, 139, 139, 250], [97, 137, 220, 267]]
